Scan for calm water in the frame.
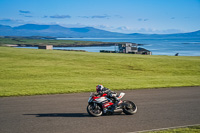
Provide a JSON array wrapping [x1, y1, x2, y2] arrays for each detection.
[[17, 38, 200, 56]]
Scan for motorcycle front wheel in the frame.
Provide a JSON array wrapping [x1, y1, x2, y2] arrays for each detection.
[[122, 100, 137, 115], [87, 104, 103, 117]]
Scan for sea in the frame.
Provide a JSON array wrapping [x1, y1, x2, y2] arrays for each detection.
[[17, 38, 200, 56]]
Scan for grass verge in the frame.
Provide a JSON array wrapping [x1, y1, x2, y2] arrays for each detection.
[[0, 47, 200, 97], [146, 125, 200, 133]]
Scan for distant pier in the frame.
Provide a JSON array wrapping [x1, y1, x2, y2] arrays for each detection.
[[100, 43, 152, 55]]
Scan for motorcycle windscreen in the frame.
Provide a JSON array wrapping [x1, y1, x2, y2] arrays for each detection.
[[118, 92, 125, 99]]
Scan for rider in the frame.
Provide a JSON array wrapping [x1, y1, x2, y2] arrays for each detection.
[[96, 84, 119, 104]]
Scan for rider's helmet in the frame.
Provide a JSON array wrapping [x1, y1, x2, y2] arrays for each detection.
[[96, 84, 104, 93]]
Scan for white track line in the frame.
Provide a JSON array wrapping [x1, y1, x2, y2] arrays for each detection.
[[127, 124, 200, 133]]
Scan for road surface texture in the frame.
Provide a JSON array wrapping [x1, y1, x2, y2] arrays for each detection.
[[0, 87, 200, 133]]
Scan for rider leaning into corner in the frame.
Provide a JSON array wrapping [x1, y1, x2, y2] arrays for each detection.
[[96, 84, 120, 105], [87, 84, 137, 116]]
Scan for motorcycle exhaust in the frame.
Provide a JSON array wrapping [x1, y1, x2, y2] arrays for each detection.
[[114, 109, 123, 113]]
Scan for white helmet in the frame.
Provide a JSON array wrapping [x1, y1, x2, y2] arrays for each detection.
[[96, 84, 104, 93]]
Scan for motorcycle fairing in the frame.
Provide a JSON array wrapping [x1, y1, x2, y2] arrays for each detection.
[[95, 97, 107, 103], [102, 102, 114, 108]]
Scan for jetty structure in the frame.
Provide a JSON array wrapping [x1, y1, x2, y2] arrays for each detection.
[[100, 43, 152, 55]]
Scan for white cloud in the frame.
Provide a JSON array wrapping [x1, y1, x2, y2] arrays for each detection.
[[92, 25, 184, 34], [138, 18, 149, 21], [78, 14, 110, 19], [127, 28, 184, 34], [49, 15, 71, 19]]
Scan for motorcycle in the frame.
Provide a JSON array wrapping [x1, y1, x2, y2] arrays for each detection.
[[87, 92, 137, 117]]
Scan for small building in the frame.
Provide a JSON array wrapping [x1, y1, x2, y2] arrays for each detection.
[[118, 43, 138, 53], [118, 43, 152, 55], [38, 45, 53, 50]]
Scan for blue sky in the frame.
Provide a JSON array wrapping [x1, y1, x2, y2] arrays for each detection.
[[0, 0, 199, 34]]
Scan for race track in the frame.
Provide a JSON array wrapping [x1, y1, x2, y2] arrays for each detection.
[[0, 87, 200, 133]]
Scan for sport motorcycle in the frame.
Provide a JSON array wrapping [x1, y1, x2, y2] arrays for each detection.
[[87, 92, 137, 117]]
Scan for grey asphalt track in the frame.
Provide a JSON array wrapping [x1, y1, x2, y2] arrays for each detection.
[[0, 87, 200, 133]]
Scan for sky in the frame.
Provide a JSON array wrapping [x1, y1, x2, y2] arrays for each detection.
[[0, 0, 200, 34]]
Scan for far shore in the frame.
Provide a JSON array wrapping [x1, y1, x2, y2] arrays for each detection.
[[12, 43, 118, 47], [1, 36, 145, 48]]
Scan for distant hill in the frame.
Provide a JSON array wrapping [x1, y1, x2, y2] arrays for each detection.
[[128, 30, 200, 38], [0, 24, 126, 38], [0, 24, 199, 38]]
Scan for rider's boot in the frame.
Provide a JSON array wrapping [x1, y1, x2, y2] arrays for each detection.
[[103, 108, 107, 114]]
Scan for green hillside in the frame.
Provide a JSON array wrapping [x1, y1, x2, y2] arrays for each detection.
[[0, 37, 119, 47], [0, 47, 200, 97]]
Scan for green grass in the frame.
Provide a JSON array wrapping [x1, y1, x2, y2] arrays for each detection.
[[146, 125, 200, 133], [0, 37, 118, 47], [0, 47, 200, 97]]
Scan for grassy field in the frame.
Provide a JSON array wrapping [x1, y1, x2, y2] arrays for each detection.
[[0, 47, 200, 97], [0, 37, 119, 47], [146, 125, 200, 133]]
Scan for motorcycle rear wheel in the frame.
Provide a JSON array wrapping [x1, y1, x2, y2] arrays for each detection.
[[123, 101, 137, 115], [87, 104, 103, 117]]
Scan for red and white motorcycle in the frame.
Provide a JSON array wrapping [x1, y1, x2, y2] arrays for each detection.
[[87, 92, 137, 117]]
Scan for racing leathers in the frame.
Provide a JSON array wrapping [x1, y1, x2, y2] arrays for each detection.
[[97, 87, 118, 104]]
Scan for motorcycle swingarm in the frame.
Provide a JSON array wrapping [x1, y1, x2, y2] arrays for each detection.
[[119, 103, 128, 108]]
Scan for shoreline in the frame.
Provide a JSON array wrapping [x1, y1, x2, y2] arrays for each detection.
[[10, 43, 144, 47]]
